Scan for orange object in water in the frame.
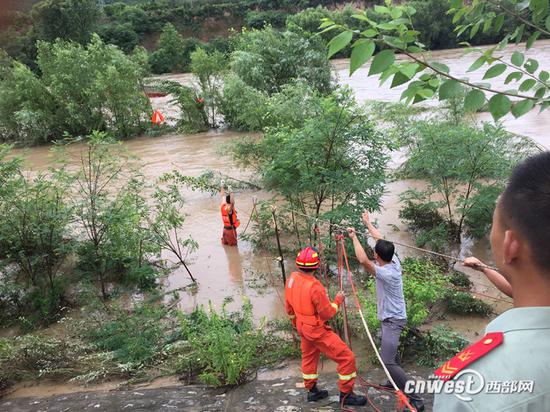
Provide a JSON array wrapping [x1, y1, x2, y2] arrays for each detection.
[[151, 110, 165, 125], [221, 204, 240, 229], [285, 270, 356, 394]]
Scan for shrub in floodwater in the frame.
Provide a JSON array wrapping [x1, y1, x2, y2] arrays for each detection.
[[178, 299, 293, 387], [411, 325, 469, 368], [448, 270, 473, 289], [399, 121, 539, 248], [229, 27, 333, 96], [443, 289, 493, 317], [0, 147, 73, 327], [85, 303, 168, 367], [349, 258, 447, 343]]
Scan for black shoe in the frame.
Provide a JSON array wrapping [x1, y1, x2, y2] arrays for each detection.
[[404, 398, 425, 412], [307, 384, 329, 402], [340, 391, 367, 406], [379, 380, 393, 389]]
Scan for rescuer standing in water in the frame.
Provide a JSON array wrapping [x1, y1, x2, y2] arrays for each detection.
[[220, 186, 240, 246], [285, 246, 368, 406]]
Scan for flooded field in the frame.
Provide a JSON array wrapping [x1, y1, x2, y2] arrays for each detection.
[[12, 40, 549, 340]]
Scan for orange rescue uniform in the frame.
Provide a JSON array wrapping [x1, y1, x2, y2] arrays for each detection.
[[285, 271, 357, 393], [221, 203, 240, 246]]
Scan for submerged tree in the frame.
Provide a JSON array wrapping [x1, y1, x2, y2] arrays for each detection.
[[71, 132, 152, 299], [148, 184, 198, 283], [399, 121, 540, 250], [232, 88, 389, 242]]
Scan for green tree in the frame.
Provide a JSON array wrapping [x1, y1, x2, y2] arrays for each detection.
[[31, 0, 100, 44], [148, 184, 198, 283], [99, 23, 140, 53], [190, 47, 226, 127], [150, 23, 187, 74], [399, 121, 539, 246], [231, 88, 389, 241], [0, 35, 150, 144], [0, 148, 73, 326], [71, 132, 153, 299], [230, 27, 334, 95], [324, 0, 550, 120]]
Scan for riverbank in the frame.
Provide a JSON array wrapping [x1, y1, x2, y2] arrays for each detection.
[[2, 360, 436, 412]]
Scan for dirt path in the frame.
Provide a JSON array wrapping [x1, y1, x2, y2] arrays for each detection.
[[1, 363, 435, 412]]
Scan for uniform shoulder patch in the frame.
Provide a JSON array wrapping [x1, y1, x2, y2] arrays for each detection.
[[434, 332, 503, 381]]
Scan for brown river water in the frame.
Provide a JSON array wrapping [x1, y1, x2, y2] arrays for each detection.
[[11, 40, 550, 343]]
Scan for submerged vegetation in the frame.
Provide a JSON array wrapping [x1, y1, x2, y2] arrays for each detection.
[[0, 0, 541, 398]]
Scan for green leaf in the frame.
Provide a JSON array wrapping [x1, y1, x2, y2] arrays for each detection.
[[468, 56, 486, 72], [374, 5, 390, 14], [350, 40, 376, 75], [519, 79, 536, 92], [430, 61, 450, 74], [511, 51, 525, 66], [362, 29, 378, 37], [327, 31, 353, 59], [539, 70, 550, 82], [369, 50, 396, 75], [470, 22, 481, 39], [546, 15, 550, 31], [494, 14, 505, 32], [505, 71, 523, 84], [511, 99, 535, 118], [391, 71, 410, 88], [530, 0, 549, 15], [464, 89, 486, 112], [439, 79, 464, 100], [488, 94, 512, 120], [535, 86, 546, 98], [524, 58, 539, 74], [483, 64, 507, 79], [390, 8, 403, 19], [526, 31, 541, 49], [400, 63, 419, 79]]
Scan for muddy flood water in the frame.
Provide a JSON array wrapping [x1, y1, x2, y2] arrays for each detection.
[[12, 41, 550, 342]]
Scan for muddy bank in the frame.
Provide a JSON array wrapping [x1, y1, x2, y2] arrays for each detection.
[[2, 361, 436, 411]]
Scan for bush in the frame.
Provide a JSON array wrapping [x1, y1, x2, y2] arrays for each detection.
[[246, 10, 287, 29], [178, 299, 292, 386], [399, 121, 538, 246], [414, 325, 468, 367], [448, 271, 472, 289], [86, 303, 168, 367], [230, 27, 333, 95], [149, 23, 187, 74], [443, 290, 493, 316], [220, 74, 269, 131]]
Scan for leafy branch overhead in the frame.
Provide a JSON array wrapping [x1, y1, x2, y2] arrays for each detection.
[[322, 0, 550, 120]]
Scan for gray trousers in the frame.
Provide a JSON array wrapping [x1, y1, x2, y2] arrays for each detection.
[[381, 318, 423, 403]]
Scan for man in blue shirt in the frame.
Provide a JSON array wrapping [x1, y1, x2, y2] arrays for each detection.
[[348, 211, 424, 412]]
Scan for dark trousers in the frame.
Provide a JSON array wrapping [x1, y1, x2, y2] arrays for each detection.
[[381, 318, 423, 403]]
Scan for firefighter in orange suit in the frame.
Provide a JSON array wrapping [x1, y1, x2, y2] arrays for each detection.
[[285, 246, 367, 406], [220, 186, 240, 246]]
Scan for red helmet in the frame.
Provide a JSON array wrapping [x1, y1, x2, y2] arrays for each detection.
[[296, 246, 320, 270]]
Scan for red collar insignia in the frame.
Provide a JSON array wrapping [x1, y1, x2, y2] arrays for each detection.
[[434, 332, 504, 381]]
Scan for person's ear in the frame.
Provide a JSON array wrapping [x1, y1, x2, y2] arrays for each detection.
[[503, 229, 521, 265]]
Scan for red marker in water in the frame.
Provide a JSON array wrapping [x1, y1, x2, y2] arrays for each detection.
[[152, 110, 165, 125]]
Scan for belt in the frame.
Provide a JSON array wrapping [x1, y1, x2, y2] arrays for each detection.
[[224, 226, 235, 230]]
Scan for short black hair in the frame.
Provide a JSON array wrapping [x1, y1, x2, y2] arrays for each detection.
[[500, 152, 550, 270], [300, 268, 317, 273], [375, 239, 394, 263], [226, 194, 231, 204]]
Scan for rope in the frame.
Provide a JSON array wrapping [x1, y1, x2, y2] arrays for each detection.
[[273, 204, 498, 271], [337, 235, 417, 412]]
